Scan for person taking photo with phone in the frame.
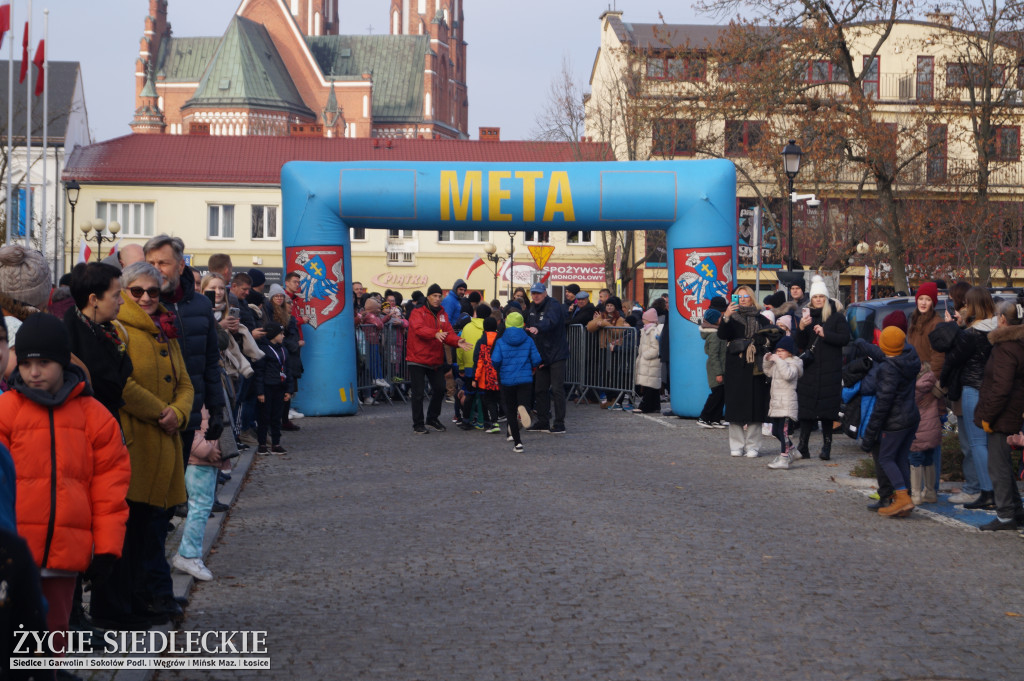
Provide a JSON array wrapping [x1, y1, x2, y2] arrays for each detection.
[[717, 285, 771, 458]]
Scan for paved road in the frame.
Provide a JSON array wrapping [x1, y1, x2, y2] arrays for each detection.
[[154, 403, 1024, 681]]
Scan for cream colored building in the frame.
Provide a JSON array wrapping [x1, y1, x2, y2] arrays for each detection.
[[61, 135, 614, 298]]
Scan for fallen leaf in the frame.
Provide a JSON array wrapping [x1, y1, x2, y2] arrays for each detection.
[[1006, 612, 1021, 617], [825, 490, 835, 493]]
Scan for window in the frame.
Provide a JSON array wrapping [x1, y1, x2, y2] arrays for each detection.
[[437, 230, 489, 242], [719, 60, 754, 83], [251, 205, 278, 240], [927, 125, 947, 184], [567, 230, 593, 245], [524, 231, 551, 244], [95, 201, 155, 237], [724, 120, 765, 157], [646, 53, 706, 81], [350, 227, 366, 240], [652, 119, 695, 156], [947, 62, 1005, 89], [916, 56, 934, 101], [208, 204, 234, 239], [991, 126, 1020, 161], [387, 229, 414, 238], [800, 60, 848, 84], [387, 251, 415, 266], [862, 55, 880, 99]]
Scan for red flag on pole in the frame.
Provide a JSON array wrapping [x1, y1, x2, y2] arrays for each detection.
[[32, 39, 43, 96], [0, 2, 11, 51], [18, 22, 27, 83]]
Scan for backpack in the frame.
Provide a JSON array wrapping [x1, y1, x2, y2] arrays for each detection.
[[475, 337, 500, 391]]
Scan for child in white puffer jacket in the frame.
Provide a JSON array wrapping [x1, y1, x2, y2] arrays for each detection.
[[762, 335, 804, 470]]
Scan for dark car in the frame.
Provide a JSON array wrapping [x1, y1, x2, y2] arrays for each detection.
[[846, 289, 1020, 342]]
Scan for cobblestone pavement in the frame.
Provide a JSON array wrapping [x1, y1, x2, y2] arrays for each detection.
[[153, 403, 1024, 681]]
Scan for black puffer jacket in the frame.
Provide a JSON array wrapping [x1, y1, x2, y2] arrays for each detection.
[[861, 344, 921, 450], [161, 266, 226, 430], [525, 295, 569, 364], [929, 318, 996, 400], [795, 300, 851, 420]]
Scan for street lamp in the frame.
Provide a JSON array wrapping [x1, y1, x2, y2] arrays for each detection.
[[80, 218, 120, 262], [506, 230, 516, 300], [482, 241, 504, 301], [64, 180, 79, 270], [781, 140, 802, 272]]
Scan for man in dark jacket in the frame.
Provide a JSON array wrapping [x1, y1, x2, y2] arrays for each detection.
[[860, 327, 921, 518], [566, 290, 596, 327], [526, 282, 570, 434]]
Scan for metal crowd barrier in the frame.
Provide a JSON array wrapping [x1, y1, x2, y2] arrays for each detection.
[[566, 323, 639, 407], [355, 322, 410, 406]]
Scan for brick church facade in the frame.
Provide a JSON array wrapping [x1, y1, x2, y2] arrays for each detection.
[[131, 0, 468, 139]]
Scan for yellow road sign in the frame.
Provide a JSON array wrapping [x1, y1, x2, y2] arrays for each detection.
[[528, 244, 555, 270]]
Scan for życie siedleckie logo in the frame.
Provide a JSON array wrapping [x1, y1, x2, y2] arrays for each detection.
[[287, 246, 345, 329], [674, 247, 733, 324]]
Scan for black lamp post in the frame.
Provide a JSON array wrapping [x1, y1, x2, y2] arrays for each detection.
[[80, 219, 120, 262], [482, 242, 504, 301], [506, 230, 516, 300], [64, 180, 80, 269], [781, 140, 802, 272]]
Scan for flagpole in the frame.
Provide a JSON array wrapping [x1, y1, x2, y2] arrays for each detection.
[[39, 8, 45, 264], [23, 0, 29, 247], [5, 0, 11, 245]]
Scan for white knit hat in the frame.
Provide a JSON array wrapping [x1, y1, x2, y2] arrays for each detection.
[[0, 245, 51, 308], [761, 309, 776, 324], [809, 275, 829, 298]]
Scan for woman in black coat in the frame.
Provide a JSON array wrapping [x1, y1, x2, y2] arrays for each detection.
[[795, 283, 851, 460], [717, 286, 771, 457]]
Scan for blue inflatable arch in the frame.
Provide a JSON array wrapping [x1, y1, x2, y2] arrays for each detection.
[[281, 160, 736, 417]]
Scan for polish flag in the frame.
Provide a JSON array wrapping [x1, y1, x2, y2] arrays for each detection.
[[464, 257, 485, 280], [32, 38, 43, 96], [107, 239, 121, 257], [18, 21, 27, 84], [0, 2, 11, 51], [77, 238, 91, 264]]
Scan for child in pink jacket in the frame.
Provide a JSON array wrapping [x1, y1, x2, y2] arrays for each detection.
[[909, 362, 942, 504]]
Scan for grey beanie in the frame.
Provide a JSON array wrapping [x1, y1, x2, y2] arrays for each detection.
[[0, 245, 51, 308], [268, 283, 287, 299]]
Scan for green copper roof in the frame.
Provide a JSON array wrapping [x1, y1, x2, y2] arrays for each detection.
[[156, 37, 221, 82], [306, 34, 428, 122], [183, 15, 313, 118]]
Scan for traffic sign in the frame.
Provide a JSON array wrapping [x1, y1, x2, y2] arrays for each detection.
[[528, 244, 555, 270]]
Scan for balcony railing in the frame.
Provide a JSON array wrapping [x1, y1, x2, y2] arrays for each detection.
[[804, 72, 1023, 105]]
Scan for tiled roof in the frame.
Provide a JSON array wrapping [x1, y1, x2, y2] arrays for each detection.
[[155, 37, 221, 82], [62, 135, 616, 185], [306, 35, 429, 121], [0, 61, 81, 143], [184, 16, 313, 118]]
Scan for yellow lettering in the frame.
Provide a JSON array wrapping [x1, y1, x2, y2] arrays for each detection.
[[514, 171, 544, 221], [440, 170, 482, 221], [488, 171, 512, 222], [542, 171, 575, 222]]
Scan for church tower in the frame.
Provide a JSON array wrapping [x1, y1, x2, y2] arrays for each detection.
[[283, 0, 339, 36]]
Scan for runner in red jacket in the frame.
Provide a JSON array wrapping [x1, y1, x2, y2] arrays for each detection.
[[407, 284, 472, 433]]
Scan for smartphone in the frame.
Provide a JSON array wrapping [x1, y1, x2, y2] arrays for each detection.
[[731, 294, 739, 305], [204, 290, 217, 305], [802, 308, 811, 319], [229, 306, 240, 318]]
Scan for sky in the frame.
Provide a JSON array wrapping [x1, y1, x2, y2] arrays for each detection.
[[17, 0, 707, 144]]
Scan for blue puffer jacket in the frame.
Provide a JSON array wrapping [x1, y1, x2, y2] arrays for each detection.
[[162, 266, 226, 430], [491, 327, 541, 386]]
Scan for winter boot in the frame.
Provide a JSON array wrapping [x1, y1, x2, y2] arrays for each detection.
[[797, 421, 812, 459], [909, 467, 924, 505], [818, 427, 833, 461], [963, 490, 996, 510], [921, 465, 938, 503], [879, 489, 915, 517]]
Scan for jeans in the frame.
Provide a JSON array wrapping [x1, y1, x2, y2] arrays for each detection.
[[534, 360, 566, 428], [179, 465, 217, 558], [410, 363, 446, 427], [909, 449, 929, 466], [878, 427, 914, 490], [959, 387, 993, 492]]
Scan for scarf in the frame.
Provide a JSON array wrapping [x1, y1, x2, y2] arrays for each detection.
[[734, 305, 762, 339], [75, 306, 127, 355], [149, 309, 179, 340]]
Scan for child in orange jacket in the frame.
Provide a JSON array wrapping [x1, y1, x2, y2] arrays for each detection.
[[0, 313, 130, 650]]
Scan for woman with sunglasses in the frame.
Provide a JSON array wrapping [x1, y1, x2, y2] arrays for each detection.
[[102, 261, 194, 628], [718, 285, 772, 457]]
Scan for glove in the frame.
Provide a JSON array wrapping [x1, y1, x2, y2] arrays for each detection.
[[86, 554, 117, 584], [205, 412, 225, 441], [981, 420, 993, 434]]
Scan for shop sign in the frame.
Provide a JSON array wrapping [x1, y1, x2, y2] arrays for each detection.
[[540, 262, 606, 283], [369, 272, 430, 289]]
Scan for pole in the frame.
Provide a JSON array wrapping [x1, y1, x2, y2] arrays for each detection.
[[24, 0, 30, 247], [787, 176, 794, 272], [40, 9, 46, 267], [5, 0, 12, 245], [507, 232, 514, 300]]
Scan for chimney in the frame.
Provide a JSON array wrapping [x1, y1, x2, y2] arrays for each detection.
[[926, 11, 952, 26], [479, 127, 500, 142]]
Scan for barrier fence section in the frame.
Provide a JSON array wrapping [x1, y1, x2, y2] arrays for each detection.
[[355, 321, 642, 408]]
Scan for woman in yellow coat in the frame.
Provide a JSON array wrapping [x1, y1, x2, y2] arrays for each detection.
[[91, 261, 194, 629]]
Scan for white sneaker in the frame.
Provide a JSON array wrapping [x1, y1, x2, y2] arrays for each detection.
[[767, 455, 791, 469], [172, 554, 213, 581], [373, 379, 389, 389], [513, 443, 524, 453], [745, 450, 759, 458], [288, 408, 305, 419], [730, 450, 743, 457], [948, 491, 981, 504], [517, 405, 532, 429]]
